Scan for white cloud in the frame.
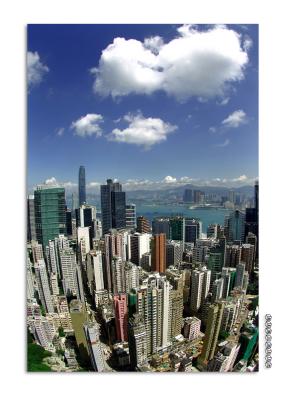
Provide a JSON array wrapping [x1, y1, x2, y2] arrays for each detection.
[[87, 181, 101, 188], [222, 109, 247, 128], [56, 127, 65, 136], [209, 126, 217, 133], [243, 36, 253, 51], [27, 51, 49, 87], [108, 113, 177, 148], [91, 25, 249, 101], [217, 97, 230, 106], [44, 177, 57, 185], [163, 175, 177, 183], [215, 138, 230, 147], [232, 174, 248, 182], [71, 114, 104, 137]]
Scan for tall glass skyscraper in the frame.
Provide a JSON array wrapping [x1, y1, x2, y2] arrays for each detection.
[[34, 184, 66, 248], [78, 166, 86, 206], [100, 179, 126, 234]]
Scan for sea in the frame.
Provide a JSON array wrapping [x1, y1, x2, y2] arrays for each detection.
[[135, 204, 230, 234]]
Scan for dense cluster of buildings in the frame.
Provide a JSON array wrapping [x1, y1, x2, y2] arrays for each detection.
[[26, 166, 259, 372]]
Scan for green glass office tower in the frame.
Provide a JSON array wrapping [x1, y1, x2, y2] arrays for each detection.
[[169, 216, 185, 242], [34, 185, 66, 248]]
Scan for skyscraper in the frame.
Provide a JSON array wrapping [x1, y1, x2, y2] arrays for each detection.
[[136, 216, 151, 233], [199, 302, 225, 367], [227, 210, 246, 242], [104, 230, 126, 291], [185, 218, 201, 244], [128, 314, 148, 369], [183, 189, 193, 203], [100, 179, 126, 235], [78, 166, 86, 206], [152, 217, 170, 238], [170, 216, 185, 242], [34, 184, 66, 248], [84, 321, 107, 372], [151, 234, 166, 273], [114, 294, 128, 342], [128, 232, 150, 266], [125, 204, 136, 230], [27, 195, 36, 242], [34, 259, 54, 314], [75, 204, 95, 228]]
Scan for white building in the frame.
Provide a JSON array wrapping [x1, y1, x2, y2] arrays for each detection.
[[128, 232, 150, 266], [34, 259, 54, 313], [84, 322, 107, 372], [183, 317, 201, 341]]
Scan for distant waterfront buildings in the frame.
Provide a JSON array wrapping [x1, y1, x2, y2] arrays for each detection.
[[183, 189, 193, 203]]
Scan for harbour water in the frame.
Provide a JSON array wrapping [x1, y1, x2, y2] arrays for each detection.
[[135, 204, 231, 233]]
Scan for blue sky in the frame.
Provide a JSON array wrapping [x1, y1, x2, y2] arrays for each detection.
[[27, 24, 258, 191]]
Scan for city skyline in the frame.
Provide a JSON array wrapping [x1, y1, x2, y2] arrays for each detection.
[[28, 24, 258, 189], [27, 24, 259, 373]]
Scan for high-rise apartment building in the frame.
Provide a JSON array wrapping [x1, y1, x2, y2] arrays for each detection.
[[114, 294, 128, 342], [241, 243, 255, 274], [84, 321, 107, 372], [128, 314, 148, 369], [104, 230, 126, 291], [125, 204, 136, 230], [151, 233, 166, 274], [78, 166, 86, 206], [27, 195, 37, 242], [75, 204, 95, 228], [86, 251, 104, 295], [199, 302, 225, 367], [152, 217, 170, 238], [136, 216, 151, 233], [183, 317, 201, 341], [166, 240, 183, 267], [128, 232, 150, 266], [185, 218, 201, 244], [100, 179, 126, 235], [31, 240, 44, 263], [34, 184, 66, 248], [34, 259, 54, 314], [59, 248, 79, 297]]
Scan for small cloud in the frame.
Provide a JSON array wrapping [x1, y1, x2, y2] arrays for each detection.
[[222, 109, 247, 128], [87, 181, 101, 188], [209, 126, 217, 133], [232, 174, 248, 182], [44, 177, 58, 185], [215, 138, 230, 147], [113, 117, 121, 123], [163, 175, 177, 183], [71, 114, 104, 138], [27, 51, 49, 88], [56, 127, 65, 136], [108, 113, 177, 149], [217, 97, 230, 106], [243, 36, 253, 51]]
